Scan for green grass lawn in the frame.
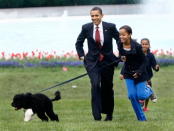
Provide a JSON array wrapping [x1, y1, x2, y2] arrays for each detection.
[[0, 66, 174, 131]]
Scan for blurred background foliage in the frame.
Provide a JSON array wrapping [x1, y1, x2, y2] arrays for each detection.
[[0, 0, 141, 8]]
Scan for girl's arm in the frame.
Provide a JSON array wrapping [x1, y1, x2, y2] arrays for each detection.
[[150, 53, 159, 71]]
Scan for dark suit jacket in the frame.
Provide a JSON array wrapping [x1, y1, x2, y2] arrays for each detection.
[[75, 21, 120, 70]]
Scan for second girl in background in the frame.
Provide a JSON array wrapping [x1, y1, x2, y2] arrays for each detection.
[[141, 38, 159, 112]]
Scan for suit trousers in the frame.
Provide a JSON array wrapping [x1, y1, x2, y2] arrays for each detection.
[[86, 61, 115, 120], [125, 79, 153, 121]]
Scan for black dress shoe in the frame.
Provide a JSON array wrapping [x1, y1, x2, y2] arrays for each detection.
[[94, 116, 102, 121], [94, 119, 101, 121], [104, 115, 112, 121]]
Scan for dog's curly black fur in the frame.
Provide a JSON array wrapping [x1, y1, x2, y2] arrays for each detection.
[[11, 91, 61, 121]]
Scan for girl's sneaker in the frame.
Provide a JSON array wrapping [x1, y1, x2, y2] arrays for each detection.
[[147, 85, 157, 103], [143, 107, 149, 112]]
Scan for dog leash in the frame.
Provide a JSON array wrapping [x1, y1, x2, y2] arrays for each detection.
[[39, 73, 88, 93], [38, 59, 119, 93]]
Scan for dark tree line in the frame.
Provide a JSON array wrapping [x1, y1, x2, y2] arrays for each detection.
[[0, 0, 141, 8]]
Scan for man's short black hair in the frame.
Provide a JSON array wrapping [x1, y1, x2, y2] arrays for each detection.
[[91, 7, 103, 14]]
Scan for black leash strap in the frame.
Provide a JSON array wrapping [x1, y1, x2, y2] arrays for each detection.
[[39, 59, 119, 93], [39, 73, 88, 93]]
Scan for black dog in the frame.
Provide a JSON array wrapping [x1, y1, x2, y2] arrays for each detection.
[[11, 91, 61, 122]]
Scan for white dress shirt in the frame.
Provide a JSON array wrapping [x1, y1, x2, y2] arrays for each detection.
[[93, 22, 104, 46]]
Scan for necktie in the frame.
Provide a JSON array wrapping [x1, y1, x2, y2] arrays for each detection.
[[95, 26, 104, 61], [95, 26, 100, 45]]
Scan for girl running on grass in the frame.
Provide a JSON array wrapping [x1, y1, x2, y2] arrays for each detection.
[[141, 38, 159, 112], [118, 25, 156, 121]]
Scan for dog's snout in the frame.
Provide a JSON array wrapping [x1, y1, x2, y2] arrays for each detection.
[[11, 102, 14, 106]]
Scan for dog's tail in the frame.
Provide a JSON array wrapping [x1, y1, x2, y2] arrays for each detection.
[[51, 91, 61, 102]]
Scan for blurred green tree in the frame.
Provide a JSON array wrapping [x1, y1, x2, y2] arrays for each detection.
[[0, 0, 141, 8]]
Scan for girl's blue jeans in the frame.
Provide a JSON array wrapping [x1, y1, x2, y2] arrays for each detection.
[[125, 79, 153, 121]]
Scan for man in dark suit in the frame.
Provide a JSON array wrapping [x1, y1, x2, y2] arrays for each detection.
[[75, 7, 120, 121]]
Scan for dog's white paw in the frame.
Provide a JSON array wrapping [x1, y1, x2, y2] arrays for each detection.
[[24, 109, 34, 122]]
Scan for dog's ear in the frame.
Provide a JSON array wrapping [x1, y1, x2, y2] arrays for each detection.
[[24, 93, 32, 101], [25, 93, 32, 98]]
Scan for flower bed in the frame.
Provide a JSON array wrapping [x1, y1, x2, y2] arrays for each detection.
[[0, 50, 83, 67], [0, 49, 174, 67]]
